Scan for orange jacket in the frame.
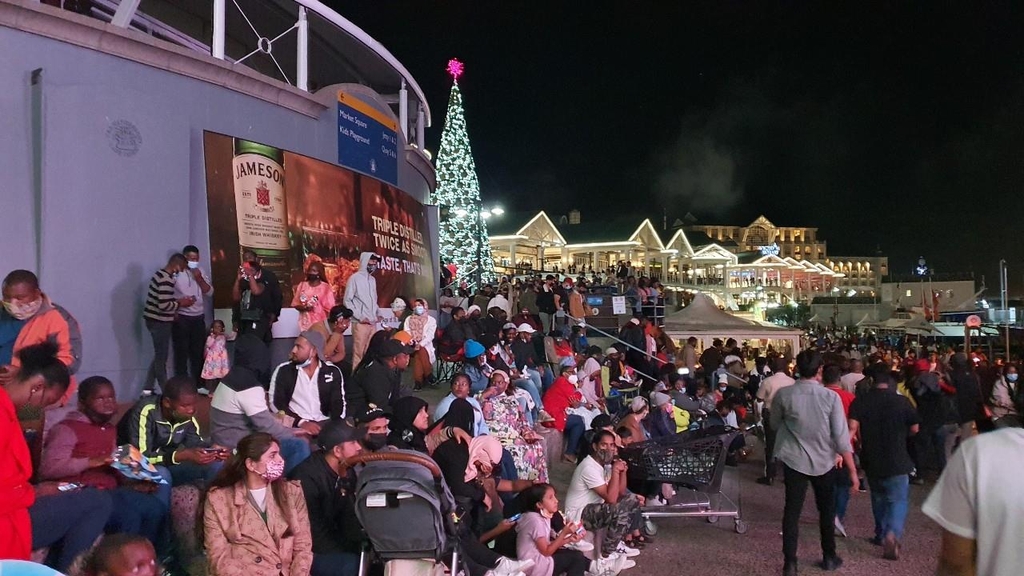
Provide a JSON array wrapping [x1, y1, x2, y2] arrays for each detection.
[[11, 297, 81, 404]]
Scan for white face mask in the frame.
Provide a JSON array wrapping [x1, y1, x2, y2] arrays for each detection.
[[414, 305, 425, 315], [567, 374, 579, 385], [187, 261, 200, 269]]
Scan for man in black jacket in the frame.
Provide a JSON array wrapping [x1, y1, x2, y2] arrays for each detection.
[[289, 420, 365, 576], [269, 331, 347, 437], [345, 339, 411, 418]]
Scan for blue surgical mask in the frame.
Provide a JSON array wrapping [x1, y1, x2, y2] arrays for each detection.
[[414, 306, 425, 315], [187, 261, 200, 269], [1008, 373, 1018, 383], [298, 357, 313, 368]]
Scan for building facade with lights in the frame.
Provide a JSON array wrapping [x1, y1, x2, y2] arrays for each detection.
[[488, 211, 888, 309], [2, 0, 435, 393]]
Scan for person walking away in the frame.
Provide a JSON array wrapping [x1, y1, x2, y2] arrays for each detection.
[[200, 319, 230, 392], [292, 261, 336, 333], [404, 298, 438, 390], [343, 252, 381, 368], [848, 371, 919, 561], [1, 270, 82, 405], [756, 357, 795, 486], [771, 350, 858, 575], [172, 245, 214, 381], [231, 250, 283, 344], [949, 353, 983, 444], [822, 363, 855, 537], [144, 254, 193, 394]]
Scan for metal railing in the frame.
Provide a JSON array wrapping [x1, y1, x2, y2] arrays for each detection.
[[566, 313, 664, 382]]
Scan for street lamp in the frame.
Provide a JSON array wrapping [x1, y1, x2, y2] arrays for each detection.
[[475, 205, 503, 287]]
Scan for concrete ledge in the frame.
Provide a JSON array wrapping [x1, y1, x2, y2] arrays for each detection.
[[0, 0, 326, 119]]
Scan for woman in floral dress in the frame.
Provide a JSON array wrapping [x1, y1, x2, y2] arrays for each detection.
[[480, 370, 548, 482]]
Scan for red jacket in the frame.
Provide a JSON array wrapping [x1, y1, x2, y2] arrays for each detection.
[[542, 376, 583, 432], [0, 388, 34, 561]]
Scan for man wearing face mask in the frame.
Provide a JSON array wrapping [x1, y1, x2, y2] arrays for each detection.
[[269, 331, 347, 437], [143, 253, 195, 395], [289, 421, 366, 576], [231, 250, 283, 345], [355, 406, 391, 451], [0, 270, 82, 405], [344, 252, 382, 367], [172, 245, 214, 381]]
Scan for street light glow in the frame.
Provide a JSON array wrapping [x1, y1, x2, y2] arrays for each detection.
[[490, 207, 505, 215]]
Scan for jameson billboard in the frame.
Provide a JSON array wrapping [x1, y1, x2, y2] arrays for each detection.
[[202, 131, 436, 318]]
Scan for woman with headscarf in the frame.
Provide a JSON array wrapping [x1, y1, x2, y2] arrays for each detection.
[[404, 298, 438, 390], [387, 395, 472, 455], [481, 371, 549, 482]]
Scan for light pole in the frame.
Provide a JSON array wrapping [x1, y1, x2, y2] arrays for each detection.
[[1000, 259, 1009, 360]]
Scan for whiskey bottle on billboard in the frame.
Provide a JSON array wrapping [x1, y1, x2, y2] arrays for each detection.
[[232, 139, 291, 287]]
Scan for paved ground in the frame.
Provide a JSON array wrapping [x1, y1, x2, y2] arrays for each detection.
[[416, 386, 944, 576]]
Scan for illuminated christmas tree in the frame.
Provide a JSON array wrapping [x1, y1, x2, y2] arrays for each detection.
[[432, 58, 495, 285]]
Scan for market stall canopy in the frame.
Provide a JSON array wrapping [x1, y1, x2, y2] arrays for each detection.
[[663, 294, 804, 352]]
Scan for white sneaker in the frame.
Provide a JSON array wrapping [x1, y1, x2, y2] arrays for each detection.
[[588, 555, 629, 576], [834, 516, 847, 538], [495, 558, 535, 576], [565, 539, 595, 552], [644, 495, 667, 507], [612, 555, 636, 571], [615, 542, 640, 558]]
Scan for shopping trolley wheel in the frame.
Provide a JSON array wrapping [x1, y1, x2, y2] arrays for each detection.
[[642, 519, 658, 536], [734, 520, 748, 534], [706, 515, 719, 524]]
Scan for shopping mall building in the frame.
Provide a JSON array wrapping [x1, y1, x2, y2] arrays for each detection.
[[2, 0, 437, 392], [488, 211, 888, 308]]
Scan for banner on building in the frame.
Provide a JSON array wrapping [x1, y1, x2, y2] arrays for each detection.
[[203, 131, 435, 324], [337, 90, 399, 186]]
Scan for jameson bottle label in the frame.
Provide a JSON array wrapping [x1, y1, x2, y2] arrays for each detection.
[[232, 139, 289, 250]]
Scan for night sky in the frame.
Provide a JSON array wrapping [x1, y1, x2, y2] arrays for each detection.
[[333, 2, 1024, 292]]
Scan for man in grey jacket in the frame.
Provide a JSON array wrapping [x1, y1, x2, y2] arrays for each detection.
[[344, 252, 381, 368], [771, 349, 859, 575], [209, 334, 311, 473]]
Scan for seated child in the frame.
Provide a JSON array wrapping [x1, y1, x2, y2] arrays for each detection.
[[83, 533, 158, 576]]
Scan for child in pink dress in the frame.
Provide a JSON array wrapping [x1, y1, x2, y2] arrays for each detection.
[[200, 320, 229, 392]]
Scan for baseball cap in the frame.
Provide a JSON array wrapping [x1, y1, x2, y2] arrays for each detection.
[[651, 392, 671, 408], [392, 330, 413, 345], [317, 420, 364, 450], [517, 323, 537, 334], [502, 322, 517, 331], [379, 339, 412, 358], [328, 305, 353, 323], [604, 347, 619, 356], [355, 406, 391, 425]]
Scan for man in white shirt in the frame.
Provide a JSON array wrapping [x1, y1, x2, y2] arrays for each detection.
[[756, 357, 796, 485], [269, 331, 346, 437], [172, 244, 214, 380], [564, 430, 642, 559], [839, 359, 863, 394], [923, 423, 1024, 575]]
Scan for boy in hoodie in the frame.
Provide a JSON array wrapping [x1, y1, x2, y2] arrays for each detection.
[[208, 335, 311, 473], [344, 252, 381, 368]]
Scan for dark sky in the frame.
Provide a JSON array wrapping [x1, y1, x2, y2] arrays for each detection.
[[333, 2, 1024, 292]]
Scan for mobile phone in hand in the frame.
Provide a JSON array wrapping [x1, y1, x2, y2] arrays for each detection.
[[508, 513, 522, 522]]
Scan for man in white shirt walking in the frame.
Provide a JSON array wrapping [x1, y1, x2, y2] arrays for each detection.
[[756, 357, 796, 485]]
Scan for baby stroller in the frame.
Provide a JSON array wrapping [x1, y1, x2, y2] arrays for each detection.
[[350, 450, 459, 576]]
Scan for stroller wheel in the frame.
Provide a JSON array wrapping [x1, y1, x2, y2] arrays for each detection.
[[642, 519, 658, 536], [706, 515, 719, 524], [734, 520, 748, 534]]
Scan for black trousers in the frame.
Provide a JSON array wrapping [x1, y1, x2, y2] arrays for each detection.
[[762, 409, 778, 479], [553, 549, 589, 576], [172, 313, 206, 379], [782, 464, 837, 564]]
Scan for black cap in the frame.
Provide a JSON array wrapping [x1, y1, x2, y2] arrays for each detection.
[[354, 406, 391, 425], [379, 339, 413, 357], [328, 305, 353, 323], [317, 420, 364, 450]]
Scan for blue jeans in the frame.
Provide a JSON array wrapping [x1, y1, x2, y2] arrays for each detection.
[[868, 474, 910, 540], [523, 368, 544, 396], [834, 468, 852, 521], [155, 460, 224, 510], [107, 488, 167, 547], [312, 552, 361, 576], [514, 377, 543, 420], [564, 415, 585, 457], [31, 488, 113, 573], [281, 437, 312, 474]]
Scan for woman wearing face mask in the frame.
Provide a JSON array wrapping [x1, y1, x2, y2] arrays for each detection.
[[291, 261, 336, 332], [403, 298, 438, 390], [990, 364, 1020, 428], [204, 432, 313, 576], [541, 363, 595, 463]]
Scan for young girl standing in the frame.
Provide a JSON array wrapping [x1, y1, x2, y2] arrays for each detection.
[[516, 484, 630, 576], [201, 320, 229, 392]]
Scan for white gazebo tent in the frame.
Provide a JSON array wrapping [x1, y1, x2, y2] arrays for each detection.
[[664, 294, 804, 356]]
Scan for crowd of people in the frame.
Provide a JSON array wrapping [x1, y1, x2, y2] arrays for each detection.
[[4, 253, 1024, 576]]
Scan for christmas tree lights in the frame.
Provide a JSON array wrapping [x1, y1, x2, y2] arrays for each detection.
[[432, 59, 495, 285]]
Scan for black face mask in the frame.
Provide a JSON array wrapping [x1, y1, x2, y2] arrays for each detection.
[[306, 274, 320, 282], [364, 433, 388, 451]]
